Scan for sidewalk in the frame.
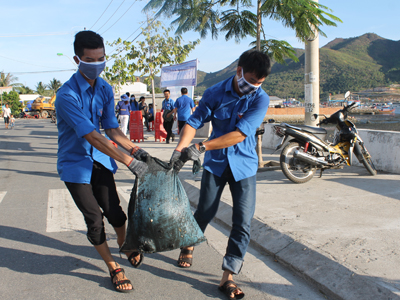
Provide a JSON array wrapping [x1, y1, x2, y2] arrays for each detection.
[[133, 130, 400, 300]]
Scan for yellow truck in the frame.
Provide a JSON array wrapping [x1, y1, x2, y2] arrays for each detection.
[[31, 95, 56, 118]]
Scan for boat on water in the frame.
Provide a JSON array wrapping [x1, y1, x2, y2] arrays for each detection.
[[377, 106, 396, 114]]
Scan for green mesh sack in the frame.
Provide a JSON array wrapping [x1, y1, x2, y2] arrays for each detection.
[[120, 156, 205, 253]]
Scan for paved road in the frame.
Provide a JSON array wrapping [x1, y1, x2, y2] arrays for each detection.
[[0, 119, 326, 300]]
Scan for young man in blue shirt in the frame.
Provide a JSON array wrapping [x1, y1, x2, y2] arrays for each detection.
[[172, 87, 195, 133], [161, 89, 175, 143], [169, 49, 271, 299], [56, 30, 150, 293]]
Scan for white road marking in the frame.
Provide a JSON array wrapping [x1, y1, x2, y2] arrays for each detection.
[[46, 187, 131, 233], [0, 191, 6, 204], [46, 189, 86, 232]]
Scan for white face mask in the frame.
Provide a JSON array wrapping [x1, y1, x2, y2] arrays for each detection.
[[76, 56, 106, 80], [237, 69, 260, 95]]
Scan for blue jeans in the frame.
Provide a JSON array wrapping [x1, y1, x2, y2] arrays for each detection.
[[194, 166, 256, 274]]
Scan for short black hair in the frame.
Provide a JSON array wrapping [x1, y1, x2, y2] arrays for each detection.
[[181, 87, 188, 94], [125, 92, 130, 97], [238, 49, 271, 79], [163, 89, 170, 93], [74, 30, 105, 58], [140, 96, 145, 100]]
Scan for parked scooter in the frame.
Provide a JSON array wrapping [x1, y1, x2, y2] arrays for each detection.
[[273, 102, 377, 183]]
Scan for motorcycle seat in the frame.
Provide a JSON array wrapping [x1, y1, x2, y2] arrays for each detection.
[[295, 125, 327, 135]]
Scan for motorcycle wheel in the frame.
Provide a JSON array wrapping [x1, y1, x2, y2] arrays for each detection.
[[280, 142, 316, 184], [354, 141, 377, 175]]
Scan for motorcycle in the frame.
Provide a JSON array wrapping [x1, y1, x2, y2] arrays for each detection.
[[273, 102, 377, 183]]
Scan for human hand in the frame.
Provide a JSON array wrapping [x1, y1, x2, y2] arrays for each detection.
[[181, 144, 202, 162], [169, 150, 186, 173], [127, 158, 148, 177], [131, 146, 149, 162]]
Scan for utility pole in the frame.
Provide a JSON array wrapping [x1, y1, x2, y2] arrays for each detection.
[[304, 0, 320, 126]]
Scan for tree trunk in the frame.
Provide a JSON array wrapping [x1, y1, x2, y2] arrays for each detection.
[[256, 0, 264, 168]]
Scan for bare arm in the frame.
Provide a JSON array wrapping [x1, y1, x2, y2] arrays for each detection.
[[105, 127, 145, 155], [176, 126, 246, 152], [84, 129, 132, 166]]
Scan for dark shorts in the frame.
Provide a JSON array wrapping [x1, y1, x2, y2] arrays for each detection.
[[4, 117, 9, 124], [65, 161, 127, 245]]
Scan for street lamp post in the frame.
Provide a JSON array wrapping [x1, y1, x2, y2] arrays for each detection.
[[57, 53, 77, 70]]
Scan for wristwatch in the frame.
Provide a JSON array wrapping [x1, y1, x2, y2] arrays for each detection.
[[198, 142, 206, 153]]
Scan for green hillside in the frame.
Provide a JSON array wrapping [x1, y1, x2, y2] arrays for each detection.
[[193, 33, 400, 99]]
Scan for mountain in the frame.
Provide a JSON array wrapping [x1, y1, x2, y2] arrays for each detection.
[[194, 33, 400, 99]]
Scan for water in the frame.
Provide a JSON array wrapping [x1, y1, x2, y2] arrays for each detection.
[[348, 107, 400, 131]]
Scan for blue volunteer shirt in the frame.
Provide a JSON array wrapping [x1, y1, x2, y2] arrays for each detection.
[[174, 94, 195, 121], [55, 71, 119, 184], [162, 98, 175, 111], [187, 75, 270, 182], [130, 101, 139, 111], [116, 101, 131, 115]]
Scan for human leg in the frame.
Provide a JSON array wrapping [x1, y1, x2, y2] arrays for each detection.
[[163, 120, 172, 142], [178, 169, 227, 267], [222, 171, 256, 275], [65, 164, 133, 291], [178, 120, 186, 134], [65, 182, 133, 291], [90, 162, 142, 267], [120, 115, 129, 135]]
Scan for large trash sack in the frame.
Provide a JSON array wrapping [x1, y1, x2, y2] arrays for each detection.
[[120, 156, 206, 253]]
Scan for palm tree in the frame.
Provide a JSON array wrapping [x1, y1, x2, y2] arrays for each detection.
[[36, 82, 47, 96], [48, 78, 62, 96], [0, 71, 19, 87], [144, 0, 341, 63], [13, 85, 35, 94]]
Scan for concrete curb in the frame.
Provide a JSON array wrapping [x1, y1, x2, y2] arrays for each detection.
[[179, 171, 400, 300]]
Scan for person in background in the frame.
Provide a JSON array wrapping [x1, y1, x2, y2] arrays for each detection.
[[116, 94, 131, 136], [148, 103, 154, 125], [172, 87, 195, 133], [169, 49, 271, 299], [56, 30, 150, 294], [2, 103, 11, 129], [10, 114, 15, 129], [139, 96, 150, 131], [161, 89, 175, 144], [130, 94, 139, 111]]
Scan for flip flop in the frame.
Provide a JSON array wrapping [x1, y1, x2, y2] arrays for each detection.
[[218, 280, 245, 299], [128, 251, 144, 268], [110, 267, 134, 293], [177, 247, 194, 268]]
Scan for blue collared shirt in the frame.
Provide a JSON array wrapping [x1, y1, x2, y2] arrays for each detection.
[[162, 98, 175, 111], [174, 94, 195, 121], [187, 75, 270, 182], [116, 101, 131, 115], [55, 71, 119, 184]]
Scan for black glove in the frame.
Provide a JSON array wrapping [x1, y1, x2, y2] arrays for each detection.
[[131, 146, 150, 162], [127, 158, 148, 177], [169, 150, 186, 173], [180, 144, 202, 162], [169, 144, 202, 173]]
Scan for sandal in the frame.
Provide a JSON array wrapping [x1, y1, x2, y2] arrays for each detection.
[[110, 267, 134, 293], [177, 247, 194, 268], [128, 251, 144, 268], [218, 280, 245, 299]]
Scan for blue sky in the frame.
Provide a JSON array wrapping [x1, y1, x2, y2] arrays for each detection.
[[1, 0, 399, 90]]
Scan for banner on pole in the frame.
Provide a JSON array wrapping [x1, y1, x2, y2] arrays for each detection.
[[160, 59, 198, 87]]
